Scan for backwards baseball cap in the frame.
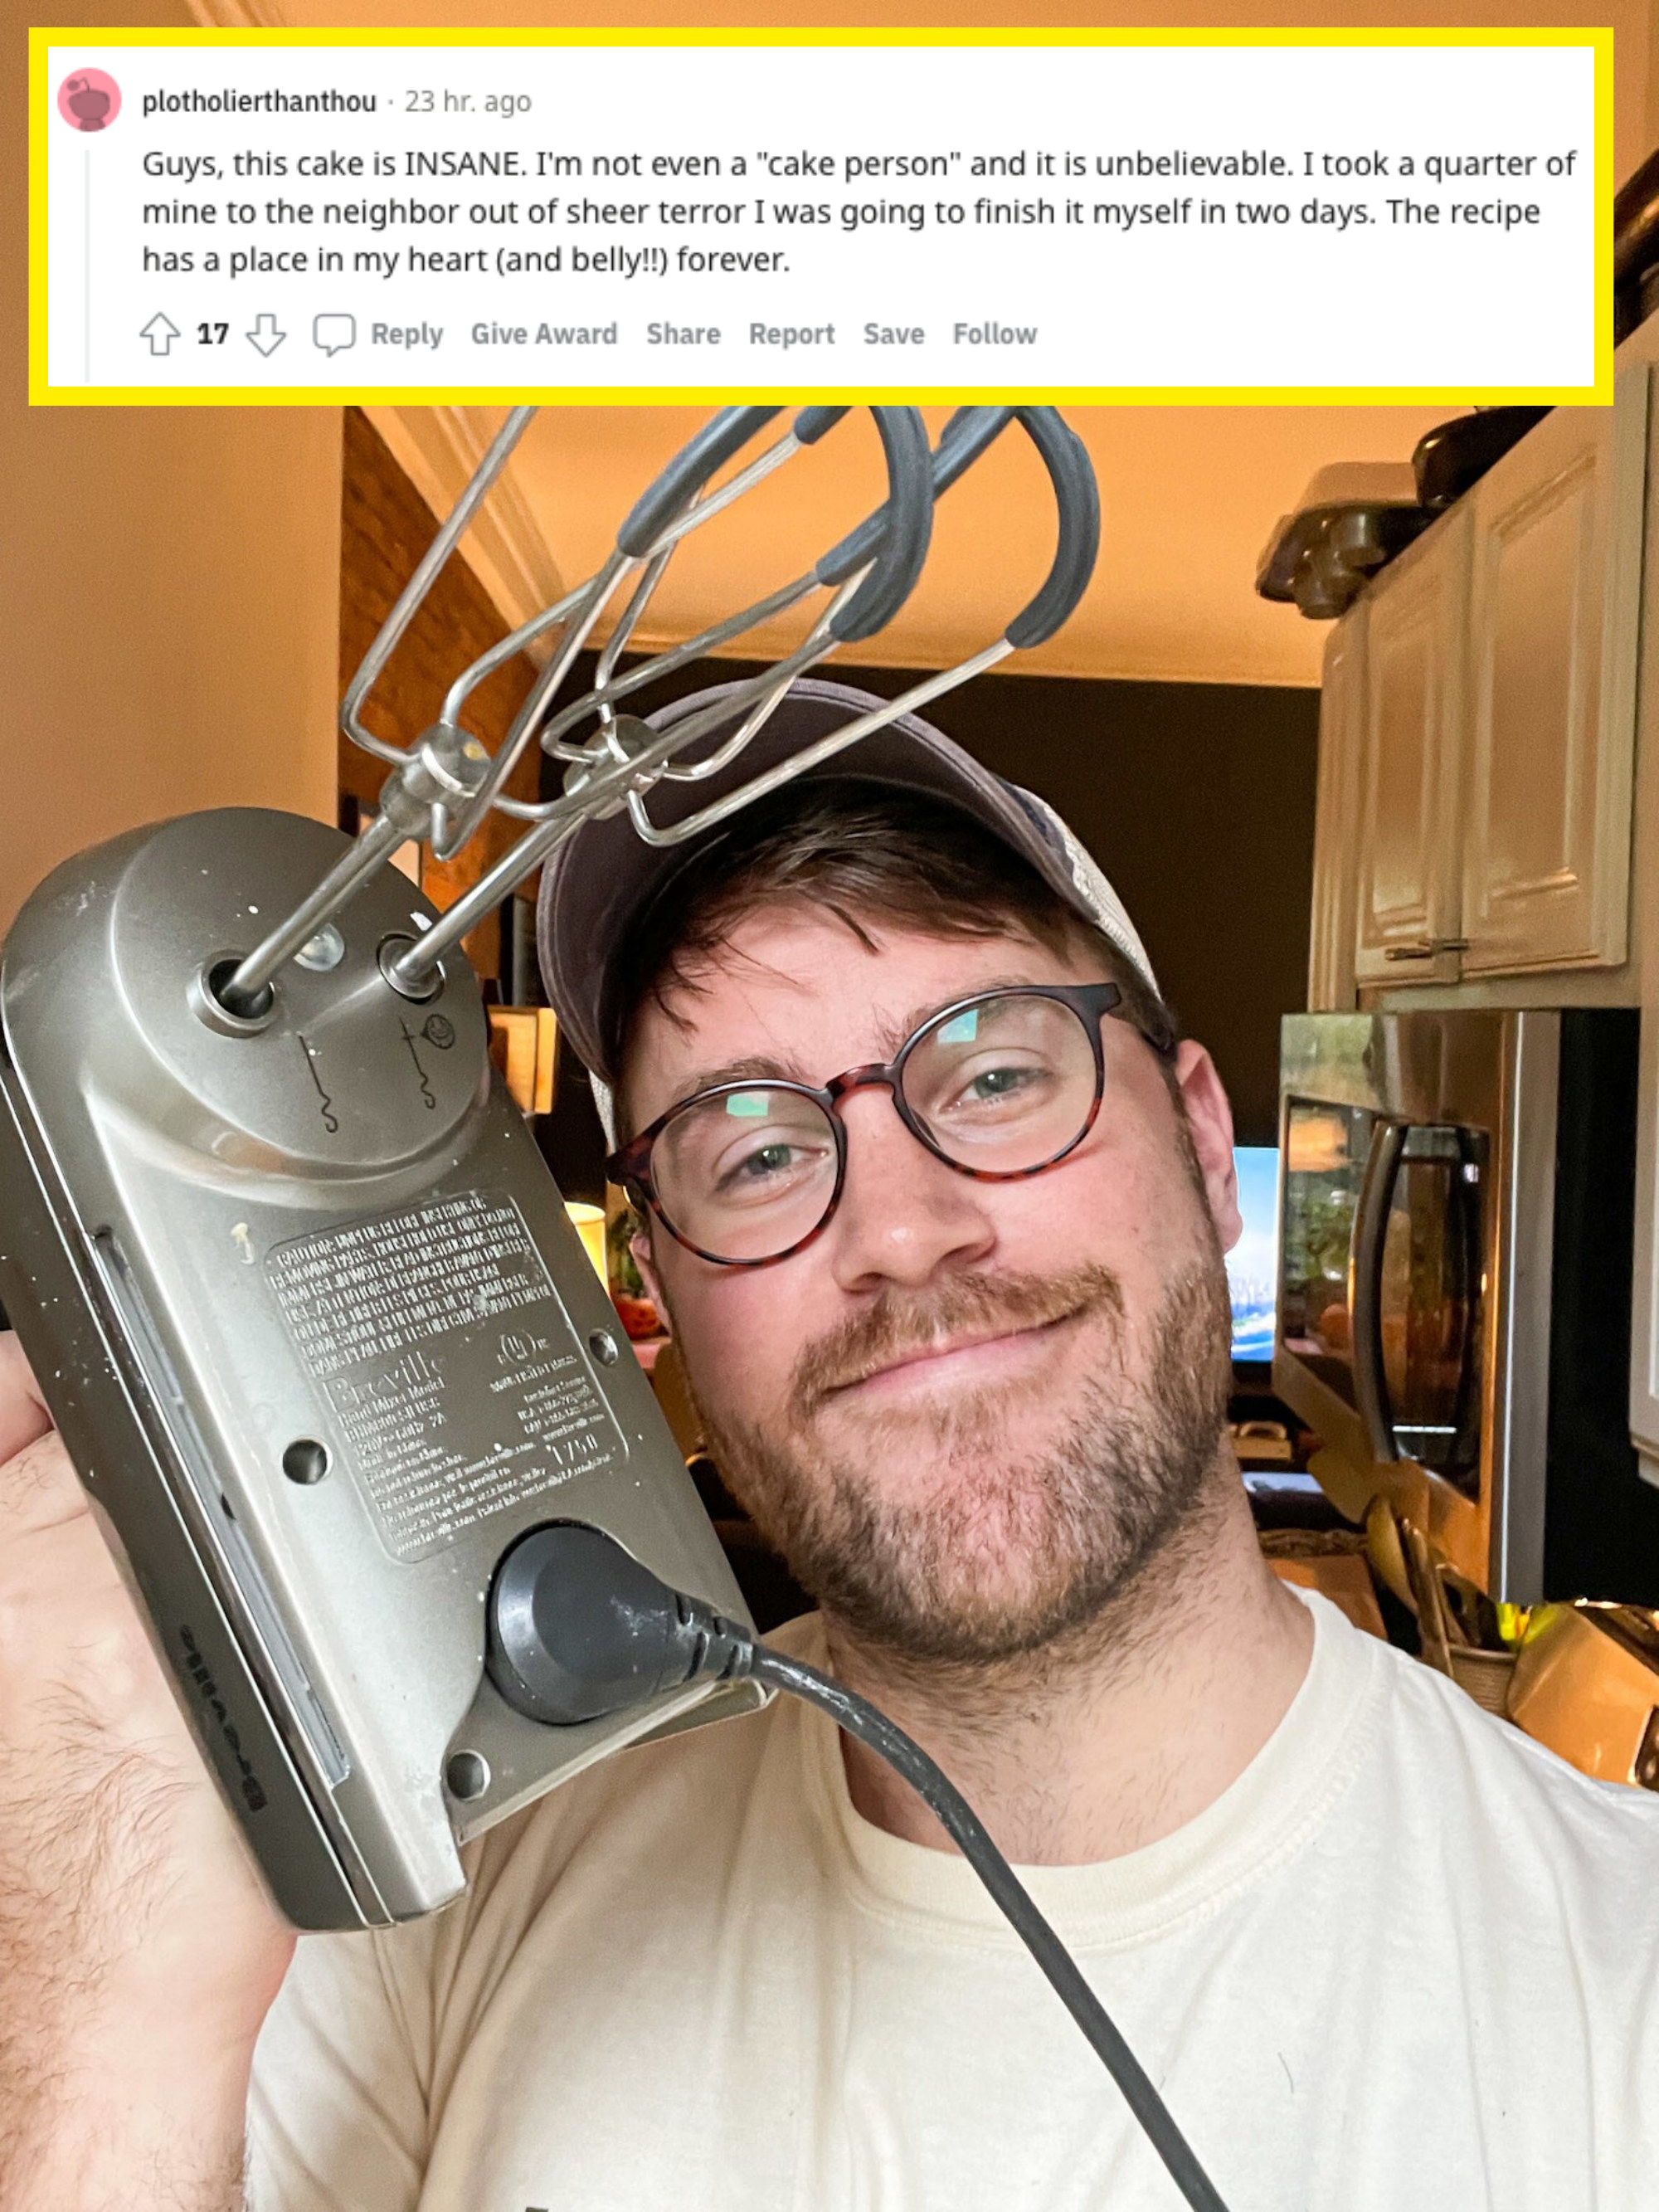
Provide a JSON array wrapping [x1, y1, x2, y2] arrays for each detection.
[[537, 677, 1162, 1092]]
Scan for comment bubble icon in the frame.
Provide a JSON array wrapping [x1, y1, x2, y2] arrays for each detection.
[[314, 313, 356, 356]]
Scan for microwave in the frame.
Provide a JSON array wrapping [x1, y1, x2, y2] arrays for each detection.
[[1273, 1009, 1659, 1607]]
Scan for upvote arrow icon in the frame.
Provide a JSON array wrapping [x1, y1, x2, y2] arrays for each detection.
[[140, 312, 179, 358], [246, 312, 286, 358]]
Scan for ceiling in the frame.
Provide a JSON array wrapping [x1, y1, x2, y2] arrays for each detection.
[[445, 401, 1457, 688], [312, 0, 1653, 688]]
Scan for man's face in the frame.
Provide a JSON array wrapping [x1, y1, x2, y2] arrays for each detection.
[[624, 905, 1243, 1666]]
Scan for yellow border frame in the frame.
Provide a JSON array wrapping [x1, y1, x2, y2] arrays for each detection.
[[29, 25, 1613, 407]]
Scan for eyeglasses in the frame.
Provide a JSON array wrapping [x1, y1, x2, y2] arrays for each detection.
[[606, 981, 1175, 1269]]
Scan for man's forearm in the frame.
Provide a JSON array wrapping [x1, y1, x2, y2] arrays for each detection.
[[1, 1879, 257, 2212], [0, 1766, 265, 2212], [2, 2117, 247, 2212], [0, 1346, 295, 2212], [0, 2019, 254, 2212]]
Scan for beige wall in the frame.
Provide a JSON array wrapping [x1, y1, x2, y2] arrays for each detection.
[[1, 0, 343, 937]]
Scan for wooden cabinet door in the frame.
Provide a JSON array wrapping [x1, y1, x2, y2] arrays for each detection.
[[1461, 373, 1647, 974], [1353, 508, 1471, 986], [1308, 609, 1365, 1010]]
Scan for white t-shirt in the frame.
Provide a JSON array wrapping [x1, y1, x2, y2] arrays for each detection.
[[249, 1592, 1659, 2210]]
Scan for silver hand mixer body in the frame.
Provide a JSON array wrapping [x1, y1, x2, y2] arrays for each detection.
[[0, 807, 761, 1930], [0, 404, 1101, 1933]]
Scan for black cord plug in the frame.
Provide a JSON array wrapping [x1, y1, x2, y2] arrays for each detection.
[[487, 1520, 752, 1726], [484, 1522, 1230, 2212]]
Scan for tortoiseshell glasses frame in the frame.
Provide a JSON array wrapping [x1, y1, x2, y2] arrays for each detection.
[[605, 979, 1177, 1270]]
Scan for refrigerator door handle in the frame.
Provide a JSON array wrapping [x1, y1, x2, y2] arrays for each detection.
[[1350, 1115, 1408, 1464]]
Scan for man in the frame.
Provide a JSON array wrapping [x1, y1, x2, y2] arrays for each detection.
[[2, 679, 1657, 2212]]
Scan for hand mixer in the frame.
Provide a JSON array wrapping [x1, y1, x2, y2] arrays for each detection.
[[0, 404, 1242, 2212], [0, 403, 1095, 1930]]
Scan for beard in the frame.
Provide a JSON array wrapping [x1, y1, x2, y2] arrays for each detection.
[[695, 1244, 1235, 1669]]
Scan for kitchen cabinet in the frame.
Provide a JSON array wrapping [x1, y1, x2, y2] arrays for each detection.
[[1621, 346, 1659, 1486], [1306, 350, 1659, 1496], [1461, 379, 1647, 974], [1312, 368, 1649, 994], [1306, 614, 1364, 1008], [1351, 506, 1471, 987]]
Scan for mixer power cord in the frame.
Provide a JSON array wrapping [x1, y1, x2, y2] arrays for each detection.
[[485, 1521, 1233, 2212]]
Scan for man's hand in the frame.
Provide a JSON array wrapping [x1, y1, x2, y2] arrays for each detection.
[[0, 1332, 294, 2210]]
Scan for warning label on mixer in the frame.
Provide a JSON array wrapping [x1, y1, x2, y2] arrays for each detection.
[[265, 1188, 627, 1563]]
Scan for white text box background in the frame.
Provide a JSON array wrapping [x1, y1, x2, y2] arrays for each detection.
[[44, 40, 1596, 396]]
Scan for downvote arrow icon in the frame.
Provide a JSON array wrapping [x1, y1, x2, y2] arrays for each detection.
[[246, 313, 286, 358], [140, 313, 179, 358]]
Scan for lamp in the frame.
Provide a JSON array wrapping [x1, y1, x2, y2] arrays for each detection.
[[565, 1201, 607, 1284]]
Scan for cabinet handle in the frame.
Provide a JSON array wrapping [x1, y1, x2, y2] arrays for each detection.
[[1350, 1118, 1408, 1464], [1384, 938, 1469, 962]]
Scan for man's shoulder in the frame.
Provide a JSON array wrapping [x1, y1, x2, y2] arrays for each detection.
[[1353, 1604, 1659, 1872]]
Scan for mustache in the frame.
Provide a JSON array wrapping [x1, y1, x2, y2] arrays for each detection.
[[788, 1264, 1126, 1419]]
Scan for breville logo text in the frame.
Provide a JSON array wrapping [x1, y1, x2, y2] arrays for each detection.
[[178, 1624, 269, 1811]]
